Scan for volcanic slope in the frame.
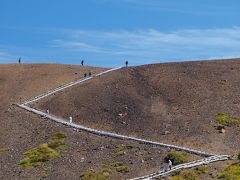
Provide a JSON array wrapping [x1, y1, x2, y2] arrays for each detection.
[[33, 59, 240, 155], [1, 64, 194, 180]]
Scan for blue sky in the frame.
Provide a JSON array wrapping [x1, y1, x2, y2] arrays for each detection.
[[0, 0, 240, 67]]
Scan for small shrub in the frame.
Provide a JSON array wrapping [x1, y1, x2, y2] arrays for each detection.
[[126, 143, 135, 149], [48, 139, 67, 151], [172, 169, 182, 176], [216, 112, 229, 126], [109, 162, 129, 174], [115, 144, 134, 156], [170, 171, 199, 180], [19, 131, 67, 168], [50, 131, 66, 140], [165, 152, 187, 165], [219, 163, 240, 179], [19, 144, 59, 168], [114, 162, 129, 173], [80, 170, 110, 180], [0, 147, 9, 153], [116, 150, 124, 156], [195, 165, 208, 174], [216, 112, 240, 127], [0, 128, 7, 133], [182, 172, 199, 180]]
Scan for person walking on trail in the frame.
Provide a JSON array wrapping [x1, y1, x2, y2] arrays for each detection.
[[81, 60, 84, 66], [159, 164, 165, 172], [168, 159, 173, 170], [18, 57, 21, 64], [89, 72, 92, 77], [125, 60, 128, 68], [84, 73, 87, 78]]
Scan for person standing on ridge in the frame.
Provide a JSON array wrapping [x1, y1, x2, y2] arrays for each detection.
[[81, 60, 84, 66], [125, 60, 128, 68], [18, 57, 21, 64]]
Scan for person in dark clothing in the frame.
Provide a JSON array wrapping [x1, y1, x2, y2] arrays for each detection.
[[18, 58, 21, 64], [81, 60, 84, 66], [89, 72, 92, 77], [125, 60, 128, 68], [84, 73, 87, 78]]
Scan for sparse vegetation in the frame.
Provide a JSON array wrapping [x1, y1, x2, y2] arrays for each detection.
[[80, 169, 111, 180], [195, 165, 208, 174], [112, 162, 129, 173], [82, 161, 129, 180], [172, 169, 182, 176], [0, 128, 7, 133], [48, 131, 67, 151], [0, 147, 9, 153], [216, 112, 240, 127], [115, 143, 134, 156], [164, 152, 187, 165], [169, 171, 199, 180], [19, 131, 67, 168], [103, 161, 130, 174], [218, 163, 240, 179]]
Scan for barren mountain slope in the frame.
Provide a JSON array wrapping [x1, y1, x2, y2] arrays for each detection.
[[1, 64, 198, 180], [34, 59, 240, 155]]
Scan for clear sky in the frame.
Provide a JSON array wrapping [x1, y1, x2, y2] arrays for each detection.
[[0, 0, 240, 67]]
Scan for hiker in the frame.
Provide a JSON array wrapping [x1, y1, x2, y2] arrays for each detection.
[[81, 60, 84, 66], [168, 159, 172, 170], [46, 109, 49, 114], [69, 116, 73, 123], [125, 60, 128, 68], [159, 164, 165, 172], [84, 73, 87, 78], [89, 72, 92, 77], [18, 57, 21, 64]]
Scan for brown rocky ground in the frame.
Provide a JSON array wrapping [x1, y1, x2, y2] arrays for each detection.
[[0, 64, 203, 180], [33, 59, 240, 157]]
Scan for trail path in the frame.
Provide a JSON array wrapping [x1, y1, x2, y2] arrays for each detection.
[[16, 67, 230, 180]]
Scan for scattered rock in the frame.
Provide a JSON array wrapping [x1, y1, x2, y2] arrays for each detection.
[[81, 157, 85, 162], [220, 128, 226, 134], [164, 131, 170, 135]]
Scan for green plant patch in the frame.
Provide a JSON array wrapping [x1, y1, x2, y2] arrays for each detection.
[[216, 112, 240, 127], [19, 143, 59, 168], [125, 143, 135, 149], [48, 138, 67, 151], [195, 165, 208, 174], [19, 132, 67, 168], [115, 143, 135, 156], [170, 171, 199, 180], [116, 150, 125, 156], [49, 131, 66, 140], [0, 147, 9, 153], [80, 170, 111, 180], [103, 161, 129, 174], [164, 152, 187, 165], [112, 162, 129, 174], [219, 163, 240, 179], [0, 128, 7, 133]]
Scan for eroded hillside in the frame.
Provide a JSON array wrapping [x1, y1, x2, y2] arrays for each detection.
[[33, 60, 240, 155]]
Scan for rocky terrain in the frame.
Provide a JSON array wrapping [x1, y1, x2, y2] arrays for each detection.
[[34, 59, 240, 156], [1, 60, 240, 179]]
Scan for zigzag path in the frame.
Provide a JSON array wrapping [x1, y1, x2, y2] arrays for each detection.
[[17, 67, 230, 179]]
